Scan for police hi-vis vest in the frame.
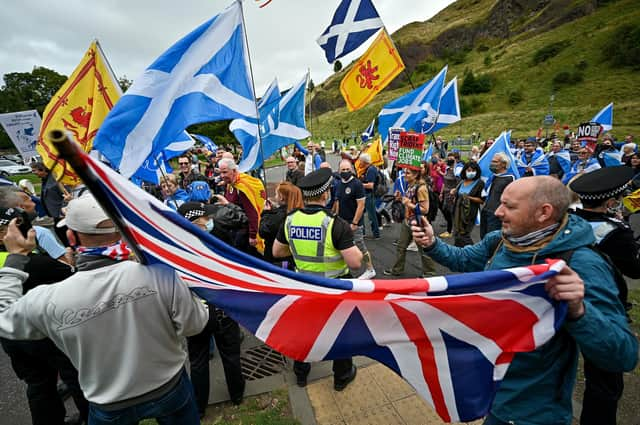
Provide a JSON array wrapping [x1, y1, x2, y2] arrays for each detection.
[[284, 210, 348, 278]]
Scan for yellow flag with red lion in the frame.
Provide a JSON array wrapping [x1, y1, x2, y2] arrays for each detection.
[[339, 29, 405, 112], [38, 40, 122, 185]]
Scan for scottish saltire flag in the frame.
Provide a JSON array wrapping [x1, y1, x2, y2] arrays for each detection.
[[192, 134, 218, 152], [362, 118, 375, 141], [546, 150, 572, 175], [478, 131, 520, 196], [131, 133, 195, 184], [257, 78, 281, 136], [94, 1, 257, 178], [233, 74, 310, 172], [592, 102, 613, 132], [67, 144, 567, 423], [422, 142, 433, 162], [562, 157, 601, 184], [601, 149, 623, 167], [424, 77, 461, 134], [317, 0, 384, 63], [378, 66, 448, 143], [516, 148, 550, 176]]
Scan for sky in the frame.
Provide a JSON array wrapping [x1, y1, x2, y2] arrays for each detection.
[[0, 0, 455, 95]]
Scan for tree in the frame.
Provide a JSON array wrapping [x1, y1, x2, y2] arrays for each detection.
[[0, 66, 67, 149], [333, 60, 342, 73], [0, 67, 67, 115], [118, 75, 133, 93]]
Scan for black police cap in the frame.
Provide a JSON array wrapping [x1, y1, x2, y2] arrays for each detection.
[[569, 166, 634, 201], [298, 168, 333, 197]]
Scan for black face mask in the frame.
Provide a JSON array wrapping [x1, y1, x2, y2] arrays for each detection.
[[340, 171, 352, 180], [447, 159, 455, 166]]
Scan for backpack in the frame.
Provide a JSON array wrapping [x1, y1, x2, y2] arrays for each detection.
[[188, 180, 211, 202], [391, 200, 405, 223], [374, 168, 389, 198]]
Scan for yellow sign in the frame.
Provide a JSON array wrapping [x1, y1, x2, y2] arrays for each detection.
[[38, 40, 122, 185], [355, 136, 384, 177], [340, 29, 405, 112]]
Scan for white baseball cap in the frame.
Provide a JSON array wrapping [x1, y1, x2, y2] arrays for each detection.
[[57, 195, 117, 234]]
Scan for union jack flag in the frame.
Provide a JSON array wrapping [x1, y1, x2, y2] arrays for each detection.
[[73, 149, 566, 423]]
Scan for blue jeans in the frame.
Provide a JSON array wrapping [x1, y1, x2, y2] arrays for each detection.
[[88, 369, 200, 425], [365, 193, 380, 237]]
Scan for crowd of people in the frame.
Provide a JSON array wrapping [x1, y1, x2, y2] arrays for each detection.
[[0, 129, 637, 425]]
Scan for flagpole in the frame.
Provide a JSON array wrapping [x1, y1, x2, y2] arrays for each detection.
[[238, 0, 268, 187], [379, 28, 414, 90], [95, 39, 124, 96]]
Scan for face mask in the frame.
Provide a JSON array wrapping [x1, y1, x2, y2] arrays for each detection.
[[205, 219, 214, 232], [466, 171, 477, 179], [606, 200, 623, 216], [447, 159, 454, 166], [340, 171, 352, 180], [489, 164, 499, 173]]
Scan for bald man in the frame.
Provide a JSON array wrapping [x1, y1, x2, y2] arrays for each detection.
[[411, 176, 637, 425]]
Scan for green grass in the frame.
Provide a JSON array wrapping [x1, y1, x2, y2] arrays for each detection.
[[139, 388, 299, 425], [308, 0, 640, 142]]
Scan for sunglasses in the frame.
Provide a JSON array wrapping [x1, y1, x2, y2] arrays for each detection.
[[179, 162, 190, 165]]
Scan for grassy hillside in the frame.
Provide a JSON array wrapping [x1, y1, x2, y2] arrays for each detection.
[[308, 0, 640, 142]]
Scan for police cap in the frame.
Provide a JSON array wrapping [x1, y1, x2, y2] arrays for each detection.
[[569, 166, 634, 201], [298, 168, 333, 197]]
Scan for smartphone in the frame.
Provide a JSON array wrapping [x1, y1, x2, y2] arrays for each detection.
[[0, 207, 32, 238]]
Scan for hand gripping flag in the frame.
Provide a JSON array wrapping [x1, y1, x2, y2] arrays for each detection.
[[58, 136, 567, 423], [38, 40, 122, 185], [378, 66, 448, 143], [340, 29, 405, 111], [424, 77, 461, 134], [515, 148, 550, 176], [317, 0, 384, 64], [232, 74, 310, 172], [94, 1, 257, 178], [591, 102, 613, 132]]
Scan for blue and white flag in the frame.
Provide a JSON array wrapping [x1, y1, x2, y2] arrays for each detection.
[[592, 103, 613, 132], [516, 148, 550, 176], [424, 77, 461, 134], [192, 134, 218, 152], [378, 66, 448, 143], [131, 133, 195, 184], [232, 73, 311, 172], [258, 78, 281, 136], [317, 0, 384, 63], [601, 149, 623, 167], [422, 143, 433, 162], [94, 1, 257, 178], [478, 131, 520, 195], [362, 118, 375, 141], [546, 150, 572, 175]]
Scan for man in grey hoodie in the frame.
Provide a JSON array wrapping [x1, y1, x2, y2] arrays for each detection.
[[0, 195, 209, 425]]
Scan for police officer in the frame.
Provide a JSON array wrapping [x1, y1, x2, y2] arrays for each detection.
[[569, 165, 639, 425], [272, 168, 361, 390]]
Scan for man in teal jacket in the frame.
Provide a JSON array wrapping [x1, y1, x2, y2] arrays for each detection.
[[412, 176, 637, 425]]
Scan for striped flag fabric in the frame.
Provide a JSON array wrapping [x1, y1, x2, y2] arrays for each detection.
[[130, 133, 195, 184], [591, 102, 613, 132], [424, 77, 461, 134], [317, 0, 384, 64], [67, 146, 567, 423]]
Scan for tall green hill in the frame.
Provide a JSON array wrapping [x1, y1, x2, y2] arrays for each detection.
[[308, 0, 640, 142]]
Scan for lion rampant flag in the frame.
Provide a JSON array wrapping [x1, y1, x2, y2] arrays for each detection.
[[355, 136, 384, 177], [339, 29, 404, 112], [623, 188, 640, 213], [38, 40, 122, 185]]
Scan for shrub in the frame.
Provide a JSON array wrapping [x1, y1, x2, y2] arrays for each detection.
[[551, 70, 584, 89], [532, 40, 571, 65], [460, 96, 485, 115], [508, 89, 524, 105], [441, 48, 469, 65], [461, 70, 493, 95], [414, 62, 437, 75], [603, 24, 640, 68], [484, 55, 492, 67]]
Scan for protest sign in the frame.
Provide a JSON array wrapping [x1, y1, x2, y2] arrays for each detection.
[[397, 131, 424, 170], [577, 121, 602, 143], [387, 127, 403, 161], [0, 110, 41, 162]]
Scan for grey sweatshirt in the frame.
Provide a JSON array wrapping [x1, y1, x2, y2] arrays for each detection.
[[0, 255, 208, 404]]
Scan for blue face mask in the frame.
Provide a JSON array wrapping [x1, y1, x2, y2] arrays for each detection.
[[205, 219, 214, 232], [465, 171, 477, 179]]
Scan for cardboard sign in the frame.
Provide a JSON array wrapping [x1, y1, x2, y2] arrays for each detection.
[[387, 127, 404, 161], [397, 131, 425, 170], [577, 121, 602, 143]]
